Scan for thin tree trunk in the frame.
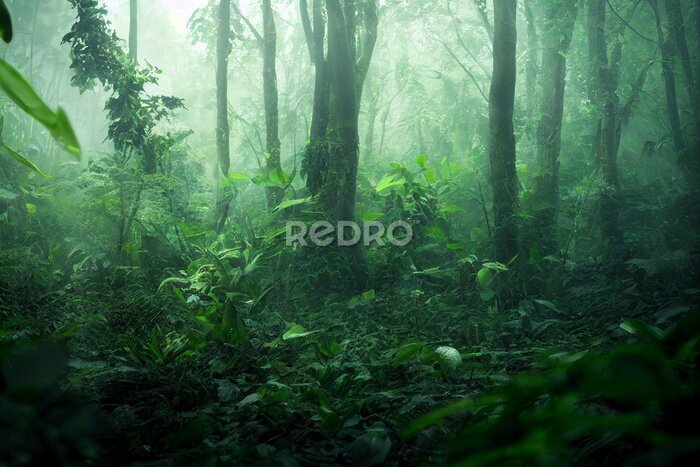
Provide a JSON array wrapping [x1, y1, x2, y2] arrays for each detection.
[[587, 0, 623, 261], [524, 0, 538, 134], [262, 0, 284, 209], [216, 0, 232, 232], [488, 0, 519, 264], [651, 0, 687, 155], [129, 0, 137, 61], [664, 0, 700, 180], [532, 0, 578, 255], [363, 93, 378, 162]]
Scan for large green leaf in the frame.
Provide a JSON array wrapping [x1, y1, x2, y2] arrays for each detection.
[[376, 173, 405, 193], [0, 60, 81, 157], [273, 197, 313, 212], [1, 143, 50, 178], [0, 0, 11, 43], [620, 318, 664, 342], [282, 324, 320, 340]]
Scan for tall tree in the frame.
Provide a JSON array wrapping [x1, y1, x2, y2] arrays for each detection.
[[300, 0, 378, 222], [587, 0, 623, 261], [300, 0, 330, 195], [324, 0, 377, 222], [650, 0, 686, 156], [216, 0, 232, 232], [532, 0, 578, 255], [129, 0, 137, 61], [261, 0, 284, 209], [230, 1, 285, 210], [488, 0, 519, 264], [663, 0, 700, 180]]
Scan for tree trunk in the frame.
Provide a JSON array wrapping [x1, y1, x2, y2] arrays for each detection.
[[363, 90, 379, 162], [664, 0, 700, 179], [216, 0, 231, 232], [532, 0, 578, 255], [302, 0, 377, 221], [300, 0, 330, 196], [651, 0, 687, 155], [129, 0, 137, 62], [587, 0, 623, 261], [262, 0, 284, 209], [322, 0, 359, 222], [524, 0, 538, 134], [488, 0, 519, 264]]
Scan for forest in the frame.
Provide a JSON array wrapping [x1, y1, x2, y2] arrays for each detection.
[[0, 0, 699, 465]]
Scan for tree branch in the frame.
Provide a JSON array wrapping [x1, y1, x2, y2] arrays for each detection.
[[299, 0, 315, 62], [231, 1, 263, 46], [439, 39, 489, 103]]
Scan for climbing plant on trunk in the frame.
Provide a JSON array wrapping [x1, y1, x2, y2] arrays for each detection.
[[300, 0, 378, 222]]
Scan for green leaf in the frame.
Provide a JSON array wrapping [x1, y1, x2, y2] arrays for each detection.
[[1, 143, 50, 178], [0, 60, 81, 157], [362, 211, 384, 222], [392, 341, 424, 367], [423, 168, 438, 185], [442, 204, 464, 213], [0, 0, 11, 43], [477, 267, 492, 286], [282, 324, 320, 340], [415, 154, 427, 168], [272, 197, 313, 212], [227, 171, 249, 180], [620, 318, 664, 341], [376, 173, 405, 193]]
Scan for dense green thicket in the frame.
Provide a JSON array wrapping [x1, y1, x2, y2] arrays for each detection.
[[1, 0, 699, 465]]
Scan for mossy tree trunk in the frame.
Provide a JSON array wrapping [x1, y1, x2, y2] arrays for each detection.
[[300, 0, 330, 196]]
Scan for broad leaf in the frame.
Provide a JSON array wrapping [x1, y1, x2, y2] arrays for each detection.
[[273, 197, 313, 212], [1, 143, 49, 178], [620, 318, 664, 341], [282, 324, 320, 340], [376, 174, 405, 193], [0, 60, 81, 157]]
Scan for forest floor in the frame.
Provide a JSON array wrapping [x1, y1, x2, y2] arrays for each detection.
[[3, 250, 697, 466]]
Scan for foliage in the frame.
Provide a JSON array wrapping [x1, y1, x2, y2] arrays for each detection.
[[62, 0, 183, 168], [1, 0, 700, 465], [0, 3, 80, 176]]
